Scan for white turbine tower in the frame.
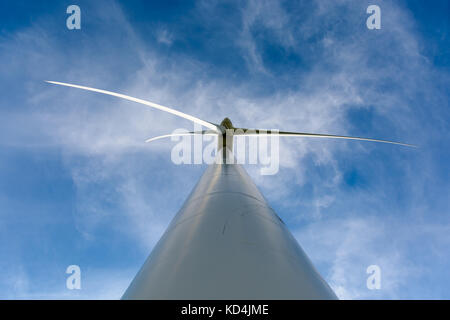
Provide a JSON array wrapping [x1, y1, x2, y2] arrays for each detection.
[[46, 81, 415, 299]]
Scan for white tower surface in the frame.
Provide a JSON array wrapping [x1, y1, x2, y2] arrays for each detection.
[[122, 158, 337, 299]]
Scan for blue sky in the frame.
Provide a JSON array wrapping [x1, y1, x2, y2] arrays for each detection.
[[0, 0, 448, 299]]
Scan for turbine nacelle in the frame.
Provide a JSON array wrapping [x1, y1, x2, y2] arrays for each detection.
[[219, 117, 235, 131]]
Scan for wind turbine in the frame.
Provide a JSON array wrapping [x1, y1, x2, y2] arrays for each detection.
[[46, 81, 415, 299]]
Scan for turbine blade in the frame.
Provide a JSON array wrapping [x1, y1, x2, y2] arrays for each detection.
[[45, 81, 220, 131], [234, 129, 416, 148], [145, 130, 218, 143]]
